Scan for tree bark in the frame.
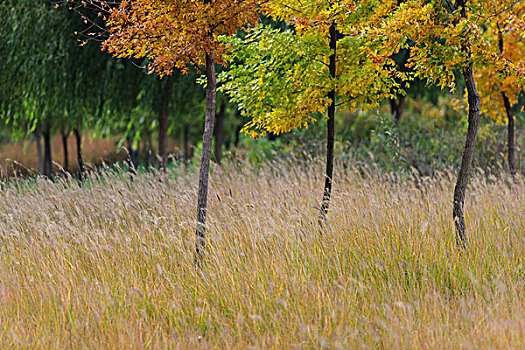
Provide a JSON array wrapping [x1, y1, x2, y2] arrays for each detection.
[[127, 136, 139, 171], [453, 66, 480, 250], [320, 21, 337, 221], [214, 99, 226, 165], [34, 125, 44, 175], [503, 92, 516, 176], [144, 130, 155, 168], [498, 27, 516, 176], [159, 76, 173, 171], [74, 127, 85, 181], [183, 124, 190, 164], [195, 52, 217, 260], [43, 125, 52, 178], [389, 94, 406, 121], [62, 131, 69, 173]]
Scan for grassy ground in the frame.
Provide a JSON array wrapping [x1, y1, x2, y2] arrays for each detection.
[[0, 160, 523, 349]]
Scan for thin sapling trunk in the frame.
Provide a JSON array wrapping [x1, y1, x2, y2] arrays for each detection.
[[214, 99, 226, 165], [498, 27, 517, 176], [62, 131, 69, 173], [43, 125, 52, 178], [453, 66, 480, 250], [159, 75, 173, 171], [320, 21, 337, 222], [195, 52, 217, 260], [503, 92, 516, 176], [74, 127, 85, 181], [34, 125, 44, 175], [183, 124, 190, 164]]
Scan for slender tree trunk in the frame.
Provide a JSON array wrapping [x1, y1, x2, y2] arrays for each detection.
[[159, 76, 173, 171], [34, 125, 44, 175], [320, 21, 337, 221], [43, 125, 52, 178], [127, 136, 139, 171], [62, 131, 69, 173], [195, 52, 217, 260], [74, 127, 85, 181], [144, 130, 155, 168], [498, 27, 516, 176], [234, 118, 243, 148], [214, 100, 226, 165], [453, 66, 480, 250], [183, 124, 190, 164], [389, 94, 406, 121], [503, 92, 516, 176]]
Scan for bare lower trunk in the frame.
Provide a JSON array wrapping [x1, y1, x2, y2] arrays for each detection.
[[34, 126, 44, 175], [234, 113, 243, 148], [498, 30, 516, 176], [183, 124, 190, 164], [62, 132, 69, 173], [195, 52, 217, 260], [144, 130, 155, 168], [501, 92, 516, 176], [74, 128, 85, 181], [390, 94, 406, 121], [453, 67, 480, 250], [214, 100, 226, 165], [319, 21, 337, 221], [127, 136, 139, 171], [43, 126, 52, 178], [159, 76, 173, 171]]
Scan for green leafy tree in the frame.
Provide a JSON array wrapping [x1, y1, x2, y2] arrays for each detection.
[[221, 1, 405, 220]]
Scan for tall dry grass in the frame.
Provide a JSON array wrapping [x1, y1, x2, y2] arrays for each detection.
[[0, 159, 524, 349]]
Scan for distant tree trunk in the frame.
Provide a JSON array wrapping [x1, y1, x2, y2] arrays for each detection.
[[43, 125, 52, 178], [159, 76, 173, 171], [214, 100, 226, 165], [34, 125, 44, 175], [389, 94, 406, 121], [233, 117, 244, 148], [144, 130, 155, 168], [127, 136, 139, 171], [503, 93, 516, 176], [183, 124, 190, 164], [498, 27, 516, 176], [195, 52, 217, 260], [453, 66, 480, 250], [319, 21, 337, 221], [62, 131, 69, 173], [74, 127, 85, 181]]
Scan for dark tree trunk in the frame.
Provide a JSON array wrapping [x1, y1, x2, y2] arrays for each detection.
[[320, 21, 337, 221], [34, 125, 44, 175], [503, 92, 516, 176], [183, 124, 190, 164], [62, 131, 69, 173], [43, 125, 52, 178], [389, 94, 406, 121], [453, 66, 480, 250], [159, 76, 173, 171], [234, 115, 243, 148], [127, 136, 139, 171], [214, 100, 226, 165], [195, 52, 217, 260], [498, 28, 516, 176], [144, 130, 155, 168], [74, 127, 85, 181]]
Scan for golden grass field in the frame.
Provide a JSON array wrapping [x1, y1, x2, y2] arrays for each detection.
[[0, 159, 524, 349]]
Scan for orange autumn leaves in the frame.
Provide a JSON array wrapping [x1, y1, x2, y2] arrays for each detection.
[[103, 0, 264, 76]]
